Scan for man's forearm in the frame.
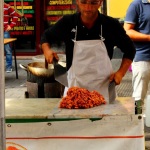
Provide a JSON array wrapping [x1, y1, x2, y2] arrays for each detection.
[[118, 58, 132, 77], [125, 29, 150, 42], [41, 43, 54, 63], [41, 43, 51, 54]]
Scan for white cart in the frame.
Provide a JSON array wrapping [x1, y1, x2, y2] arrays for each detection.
[[5, 97, 144, 150]]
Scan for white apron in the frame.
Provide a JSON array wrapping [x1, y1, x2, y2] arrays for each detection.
[[64, 27, 114, 102]]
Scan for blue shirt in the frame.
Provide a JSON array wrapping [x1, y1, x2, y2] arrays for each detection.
[[125, 0, 150, 61]]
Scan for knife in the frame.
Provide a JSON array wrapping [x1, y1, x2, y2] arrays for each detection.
[[53, 59, 68, 87], [108, 81, 116, 104]]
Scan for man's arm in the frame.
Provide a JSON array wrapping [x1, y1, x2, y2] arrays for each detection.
[[110, 58, 132, 85], [124, 23, 150, 42]]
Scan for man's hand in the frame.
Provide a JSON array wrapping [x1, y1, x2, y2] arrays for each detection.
[[5, 25, 12, 31], [109, 72, 123, 85], [41, 43, 59, 64], [44, 50, 59, 64], [109, 58, 132, 85]]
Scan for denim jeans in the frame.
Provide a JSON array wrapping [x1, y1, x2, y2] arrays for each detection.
[[4, 31, 12, 69]]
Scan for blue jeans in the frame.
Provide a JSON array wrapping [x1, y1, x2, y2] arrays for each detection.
[[4, 31, 12, 69]]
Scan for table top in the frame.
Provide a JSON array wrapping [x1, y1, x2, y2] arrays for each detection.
[[5, 97, 135, 119], [4, 38, 17, 44]]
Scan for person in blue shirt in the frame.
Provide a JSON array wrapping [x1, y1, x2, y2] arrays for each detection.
[[124, 0, 150, 114]]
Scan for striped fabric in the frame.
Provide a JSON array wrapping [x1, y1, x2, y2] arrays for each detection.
[[4, 3, 21, 31]]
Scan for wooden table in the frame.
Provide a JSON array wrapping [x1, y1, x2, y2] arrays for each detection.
[[4, 38, 18, 79]]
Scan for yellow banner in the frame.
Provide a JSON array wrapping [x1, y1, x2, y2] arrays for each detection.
[[12, 6, 33, 9], [49, 0, 72, 5], [50, 21, 57, 25], [13, 26, 25, 30], [25, 26, 34, 30], [46, 11, 62, 15], [46, 10, 76, 15], [63, 10, 76, 15], [13, 26, 34, 31]]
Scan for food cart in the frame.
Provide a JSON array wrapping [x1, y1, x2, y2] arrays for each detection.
[[0, 2, 144, 149], [5, 97, 144, 150]]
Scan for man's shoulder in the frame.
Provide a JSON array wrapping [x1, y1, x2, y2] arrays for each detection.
[[126, 0, 144, 15], [99, 13, 119, 25], [130, 0, 142, 6], [60, 13, 79, 27]]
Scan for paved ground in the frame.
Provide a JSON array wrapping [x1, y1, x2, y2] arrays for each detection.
[[4, 57, 150, 149], [5, 58, 132, 98]]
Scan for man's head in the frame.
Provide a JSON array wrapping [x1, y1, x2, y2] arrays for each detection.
[[76, 0, 103, 22], [77, 0, 103, 5]]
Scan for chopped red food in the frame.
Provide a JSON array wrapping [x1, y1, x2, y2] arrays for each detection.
[[59, 87, 106, 109]]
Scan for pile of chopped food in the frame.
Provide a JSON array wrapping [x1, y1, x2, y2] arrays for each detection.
[[59, 87, 106, 109]]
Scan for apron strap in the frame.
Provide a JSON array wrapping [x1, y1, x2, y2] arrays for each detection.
[[74, 26, 77, 41], [72, 25, 105, 42], [73, 14, 105, 41], [99, 25, 105, 41]]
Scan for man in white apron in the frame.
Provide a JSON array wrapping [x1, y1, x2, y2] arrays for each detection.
[[64, 27, 113, 102], [41, 0, 135, 103]]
